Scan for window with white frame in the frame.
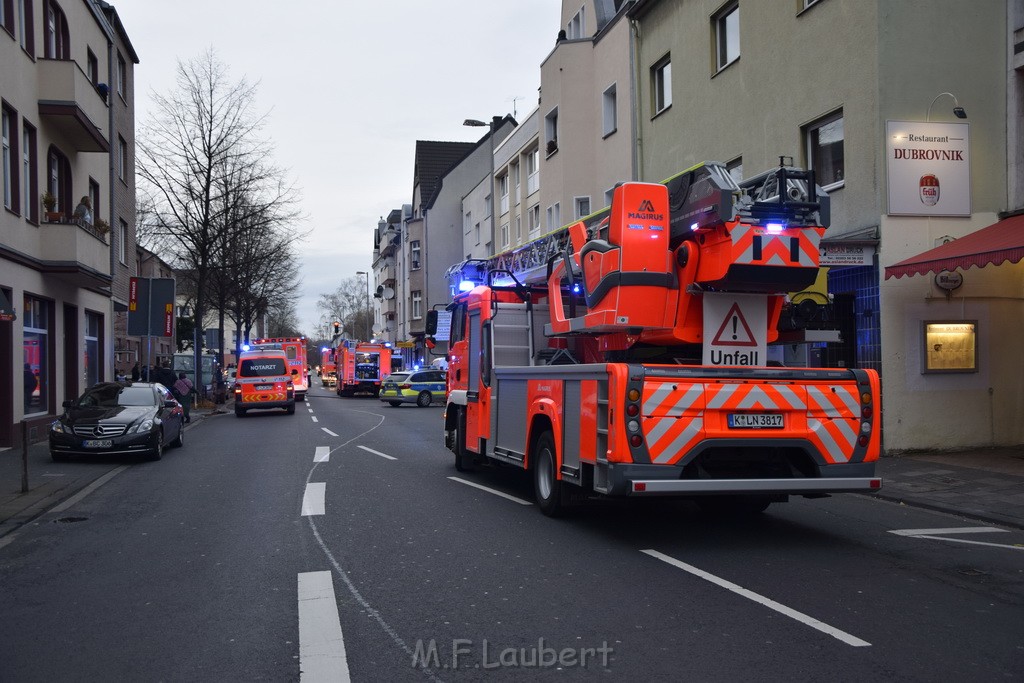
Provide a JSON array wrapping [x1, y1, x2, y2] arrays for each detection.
[[546, 203, 561, 231], [714, 2, 740, 71], [805, 110, 844, 188], [526, 148, 539, 194], [499, 173, 509, 214], [528, 204, 540, 235], [411, 240, 421, 269], [602, 84, 617, 137], [118, 135, 127, 181], [474, 221, 480, 245], [23, 124, 36, 222], [411, 291, 422, 320], [567, 5, 585, 39], [545, 107, 558, 156], [119, 219, 127, 264], [19, 0, 31, 53], [2, 106, 12, 210], [23, 294, 49, 415], [84, 310, 101, 387], [500, 222, 509, 247], [652, 55, 672, 115], [117, 51, 126, 99], [511, 160, 520, 204], [464, 211, 471, 235], [515, 215, 522, 242], [726, 157, 743, 184], [574, 196, 591, 219]]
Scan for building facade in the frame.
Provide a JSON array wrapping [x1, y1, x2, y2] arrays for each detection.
[[0, 0, 137, 447]]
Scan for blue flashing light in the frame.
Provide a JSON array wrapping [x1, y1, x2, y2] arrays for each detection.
[[241, 344, 250, 352], [766, 222, 785, 234], [690, 222, 699, 231], [321, 347, 330, 352], [572, 283, 581, 294], [384, 342, 392, 348], [458, 280, 475, 292]]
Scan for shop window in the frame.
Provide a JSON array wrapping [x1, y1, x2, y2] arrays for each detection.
[[23, 295, 50, 415]]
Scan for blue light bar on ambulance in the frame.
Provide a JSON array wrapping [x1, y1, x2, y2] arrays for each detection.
[[766, 222, 785, 234], [241, 344, 250, 352], [458, 280, 476, 292]]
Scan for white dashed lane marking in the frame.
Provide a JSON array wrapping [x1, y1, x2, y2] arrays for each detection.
[[297, 571, 351, 682], [301, 483, 326, 516], [321, 428, 338, 437], [314, 446, 330, 463], [447, 477, 533, 506], [357, 445, 396, 461]]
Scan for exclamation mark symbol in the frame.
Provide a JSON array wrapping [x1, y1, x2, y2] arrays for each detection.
[[732, 316, 738, 340]]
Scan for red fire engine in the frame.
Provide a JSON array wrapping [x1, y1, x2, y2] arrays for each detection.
[[436, 161, 881, 516], [335, 340, 392, 397]]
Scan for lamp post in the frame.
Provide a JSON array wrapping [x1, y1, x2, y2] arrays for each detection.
[[355, 271, 371, 341], [927, 92, 967, 122], [463, 117, 500, 253]]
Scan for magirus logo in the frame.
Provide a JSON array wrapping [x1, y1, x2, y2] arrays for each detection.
[[629, 199, 663, 220]]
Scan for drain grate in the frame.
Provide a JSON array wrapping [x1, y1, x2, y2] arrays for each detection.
[[54, 516, 88, 524]]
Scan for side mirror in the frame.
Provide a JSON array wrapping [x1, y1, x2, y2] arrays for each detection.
[[425, 309, 438, 335], [164, 400, 178, 408]]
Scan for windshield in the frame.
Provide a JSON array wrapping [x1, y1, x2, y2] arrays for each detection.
[[387, 373, 410, 383], [240, 358, 287, 377], [77, 385, 155, 408]]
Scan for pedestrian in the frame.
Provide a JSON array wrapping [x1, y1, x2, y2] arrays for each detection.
[[131, 362, 141, 382], [172, 372, 195, 423], [156, 362, 176, 389], [141, 364, 150, 382], [73, 196, 92, 224]]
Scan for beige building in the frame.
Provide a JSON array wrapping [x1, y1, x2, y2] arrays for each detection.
[[0, 0, 138, 447], [627, 0, 1015, 450]]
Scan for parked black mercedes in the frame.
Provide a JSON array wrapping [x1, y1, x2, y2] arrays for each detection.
[[49, 382, 185, 462]]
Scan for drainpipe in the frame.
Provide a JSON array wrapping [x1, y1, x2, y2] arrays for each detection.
[[106, 32, 117, 380]]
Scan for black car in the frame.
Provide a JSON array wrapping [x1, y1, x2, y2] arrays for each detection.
[[49, 382, 185, 462]]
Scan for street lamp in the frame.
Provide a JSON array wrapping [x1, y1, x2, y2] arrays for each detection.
[[355, 271, 371, 341], [927, 92, 967, 122]]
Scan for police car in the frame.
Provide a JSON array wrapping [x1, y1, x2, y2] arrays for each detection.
[[379, 370, 446, 407]]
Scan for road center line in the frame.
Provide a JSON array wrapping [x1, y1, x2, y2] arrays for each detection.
[[321, 428, 338, 437], [314, 447, 330, 463], [640, 549, 872, 648], [311, 416, 319, 423], [297, 571, 351, 682], [301, 483, 326, 516], [357, 445, 396, 461], [447, 476, 533, 506]]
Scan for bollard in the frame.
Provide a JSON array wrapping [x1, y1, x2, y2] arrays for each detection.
[[21, 419, 29, 494]]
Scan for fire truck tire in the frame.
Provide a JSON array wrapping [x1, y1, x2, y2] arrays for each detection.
[[416, 391, 432, 407], [286, 402, 296, 415], [696, 495, 772, 515], [454, 409, 474, 472], [533, 432, 565, 517]]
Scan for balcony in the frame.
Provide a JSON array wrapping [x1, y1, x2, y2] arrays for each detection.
[[37, 59, 110, 153], [39, 219, 112, 289]]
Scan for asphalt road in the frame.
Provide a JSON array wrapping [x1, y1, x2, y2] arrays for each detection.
[[1, 380, 1022, 681]]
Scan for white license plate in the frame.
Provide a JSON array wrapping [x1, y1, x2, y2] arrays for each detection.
[[728, 413, 783, 429], [83, 439, 113, 448], [255, 384, 273, 390]]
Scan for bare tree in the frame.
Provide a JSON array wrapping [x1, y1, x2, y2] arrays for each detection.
[[317, 277, 372, 341]]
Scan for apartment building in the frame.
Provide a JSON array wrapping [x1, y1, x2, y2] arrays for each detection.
[[626, 0, 1014, 450], [0, 0, 138, 447], [492, 108, 540, 255]]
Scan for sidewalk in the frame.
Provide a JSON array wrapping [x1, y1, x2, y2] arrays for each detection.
[[0, 400, 229, 541]]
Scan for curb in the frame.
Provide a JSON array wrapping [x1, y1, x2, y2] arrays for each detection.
[[861, 490, 1024, 531]]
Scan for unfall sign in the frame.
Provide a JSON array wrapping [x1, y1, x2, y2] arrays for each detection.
[[702, 293, 767, 367]]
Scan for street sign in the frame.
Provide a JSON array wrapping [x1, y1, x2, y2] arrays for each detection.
[[702, 293, 767, 367], [127, 277, 176, 337]]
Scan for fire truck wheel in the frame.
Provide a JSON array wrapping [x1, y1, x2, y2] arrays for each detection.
[[286, 402, 296, 415], [416, 391, 432, 408], [454, 409, 474, 472], [696, 495, 772, 515], [533, 432, 565, 517]]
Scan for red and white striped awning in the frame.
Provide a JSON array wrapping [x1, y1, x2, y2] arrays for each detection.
[[884, 214, 1024, 279]]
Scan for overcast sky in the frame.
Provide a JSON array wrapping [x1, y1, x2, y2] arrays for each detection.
[[113, 0, 562, 335]]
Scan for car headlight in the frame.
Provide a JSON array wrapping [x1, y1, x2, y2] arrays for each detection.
[[50, 420, 69, 434], [127, 418, 155, 434]]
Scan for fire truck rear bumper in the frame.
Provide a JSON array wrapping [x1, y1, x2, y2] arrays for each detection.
[[607, 463, 881, 496]]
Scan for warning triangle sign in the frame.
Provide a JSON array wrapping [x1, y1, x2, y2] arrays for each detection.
[[711, 303, 758, 347]]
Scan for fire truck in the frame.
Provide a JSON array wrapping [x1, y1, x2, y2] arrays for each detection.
[[436, 160, 881, 516], [320, 347, 337, 387], [334, 340, 392, 397], [252, 337, 310, 401]]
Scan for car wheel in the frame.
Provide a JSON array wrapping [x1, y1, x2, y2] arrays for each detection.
[[148, 434, 164, 461], [416, 391, 432, 408], [170, 423, 184, 448], [533, 432, 565, 517], [388, 401, 401, 407], [235, 405, 246, 417], [453, 408, 474, 472]]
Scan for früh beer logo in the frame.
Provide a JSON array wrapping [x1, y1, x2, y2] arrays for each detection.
[[919, 174, 940, 206]]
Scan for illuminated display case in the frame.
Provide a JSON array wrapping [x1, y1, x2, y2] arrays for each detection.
[[922, 321, 977, 373]]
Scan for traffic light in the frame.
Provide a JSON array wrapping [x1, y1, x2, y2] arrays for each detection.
[[332, 321, 340, 336]]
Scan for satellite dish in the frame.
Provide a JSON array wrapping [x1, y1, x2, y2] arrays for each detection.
[[372, 323, 383, 334], [383, 286, 396, 300]]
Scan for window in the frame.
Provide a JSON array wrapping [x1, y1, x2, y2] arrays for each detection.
[[85, 311, 101, 387], [726, 157, 743, 184], [23, 123, 36, 222], [528, 204, 540, 235], [88, 177, 100, 222], [515, 215, 521, 242], [87, 48, 98, 84], [498, 173, 509, 214], [23, 295, 50, 415], [118, 135, 127, 181], [47, 145, 69, 213], [652, 55, 672, 115], [410, 240, 421, 269], [806, 110, 844, 188], [500, 222, 509, 248], [602, 84, 617, 137], [463, 211, 471, 235], [117, 51, 126, 99], [2, 105, 13, 211], [526, 148, 539, 195], [545, 107, 558, 156], [567, 5, 585, 39], [714, 3, 740, 71], [411, 291, 422, 320], [546, 203, 561, 231], [118, 219, 127, 264], [1, 0, 12, 35], [44, 0, 68, 59], [574, 196, 591, 219], [474, 221, 480, 246], [19, 0, 34, 55]]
